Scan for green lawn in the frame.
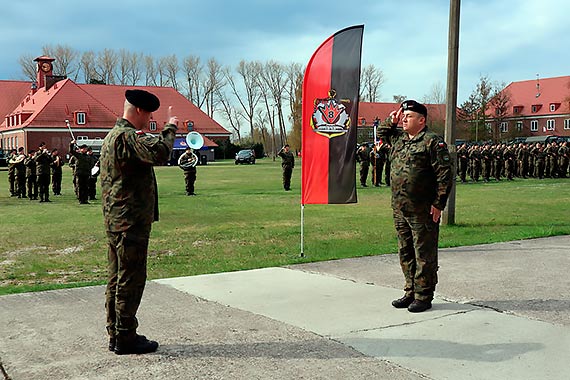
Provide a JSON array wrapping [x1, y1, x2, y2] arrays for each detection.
[[1, 159, 569, 295]]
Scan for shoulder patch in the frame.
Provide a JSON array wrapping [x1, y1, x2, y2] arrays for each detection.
[[438, 141, 447, 148], [135, 130, 145, 135]]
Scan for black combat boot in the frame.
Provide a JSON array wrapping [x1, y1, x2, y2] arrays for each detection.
[[391, 295, 414, 308], [114, 333, 158, 355], [407, 299, 432, 313]]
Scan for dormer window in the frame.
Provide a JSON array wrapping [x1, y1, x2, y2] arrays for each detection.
[[531, 104, 542, 113], [549, 103, 560, 112], [149, 121, 157, 131], [76, 112, 86, 125]]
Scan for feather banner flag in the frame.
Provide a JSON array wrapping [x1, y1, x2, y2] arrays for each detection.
[[301, 25, 364, 205]]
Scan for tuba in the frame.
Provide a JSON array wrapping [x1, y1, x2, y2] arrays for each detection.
[[186, 131, 204, 150]]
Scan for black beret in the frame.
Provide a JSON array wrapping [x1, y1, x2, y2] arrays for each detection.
[[401, 99, 427, 117], [125, 89, 160, 112]]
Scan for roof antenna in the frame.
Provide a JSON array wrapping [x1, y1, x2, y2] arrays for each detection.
[[535, 74, 541, 98]]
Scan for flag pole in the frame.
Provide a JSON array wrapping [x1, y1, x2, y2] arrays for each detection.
[[300, 204, 305, 257]]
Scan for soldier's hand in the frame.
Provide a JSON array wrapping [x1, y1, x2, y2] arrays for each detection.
[[390, 107, 402, 125], [167, 106, 179, 127]]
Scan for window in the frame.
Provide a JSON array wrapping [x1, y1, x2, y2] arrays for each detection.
[[546, 119, 555, 131], [76, 112, 86, 125], [532, 105, 538, 113], [564, 119, 570, 130], [530, 120, 538, 131], [516, 121, 523, 131], [149, 121, 157, 131], [513, 107, 520, 114], [550, 104, 556, 112], [500, 121, 508, 133]]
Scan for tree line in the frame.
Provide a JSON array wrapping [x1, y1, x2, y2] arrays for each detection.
[[19, 44, 385, 156]]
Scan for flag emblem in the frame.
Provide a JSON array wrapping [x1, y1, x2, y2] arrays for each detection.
[[311, 90, 351, 138]]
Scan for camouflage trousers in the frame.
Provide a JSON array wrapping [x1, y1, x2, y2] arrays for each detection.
[[282, 166, 293, 190], [105, 224, 152, 337], [393, 210, 439, 302]]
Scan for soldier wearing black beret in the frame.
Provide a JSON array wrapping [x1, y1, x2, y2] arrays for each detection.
[[101, 89, 178, 355], [379, 99, 452, 313]]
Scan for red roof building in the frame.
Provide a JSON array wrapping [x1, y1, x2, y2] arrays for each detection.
[[0, 56, 231, 155], [490, 76, 570, 137]]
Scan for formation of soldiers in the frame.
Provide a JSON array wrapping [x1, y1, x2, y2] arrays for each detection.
[[356, 141, 392, 187], [6, 141, 100, 203], [457, 141, 570, 182]]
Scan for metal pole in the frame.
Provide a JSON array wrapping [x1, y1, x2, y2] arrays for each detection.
[[442, 0, 461, 225], [300, 204, 305, 257]]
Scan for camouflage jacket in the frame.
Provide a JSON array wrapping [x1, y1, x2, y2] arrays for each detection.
[[380, 125, 452, 214], [35, 150, 53, 176], [100, 118, 177, 232], [278, 150, 295, 168]]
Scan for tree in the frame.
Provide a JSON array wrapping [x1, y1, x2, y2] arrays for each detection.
[[203, 58, 225, 118], [95, 49, 118, 85], [258, 60, 289, 151], [224, 60, 263, 140], [79, 51, 98, 84], [489, 83, 511, 142], [360, 64, 384, 102], [18, 53, 36, 81], [42, 44, 79, 79], [285, 63, 303, 151], [393, 94, 407, 103], [158, 54, 179, 89], [183, 55, 203, 105]]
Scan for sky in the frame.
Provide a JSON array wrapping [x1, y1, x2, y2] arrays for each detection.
[[1, 0, 569, 107]]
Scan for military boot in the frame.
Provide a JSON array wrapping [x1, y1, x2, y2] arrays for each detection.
[[391, 295, 414, 308], [114, 333, 158, 355]]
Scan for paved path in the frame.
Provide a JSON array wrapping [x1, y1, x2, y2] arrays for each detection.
[[1, 236, 569, 379]]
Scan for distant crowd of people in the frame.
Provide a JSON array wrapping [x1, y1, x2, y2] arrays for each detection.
[[457, 141, 569, 182], [6, 141, 100, 204]]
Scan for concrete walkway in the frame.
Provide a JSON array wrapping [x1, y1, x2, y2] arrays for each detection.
[[1, 236, 569, 379]]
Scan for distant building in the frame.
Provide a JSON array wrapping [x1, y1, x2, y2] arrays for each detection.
[[488, 76, 570, 138], [0, 56, 231, 162]]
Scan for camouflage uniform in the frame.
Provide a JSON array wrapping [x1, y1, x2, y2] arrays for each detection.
[[381, 124, 452, 302], [101, 118, 176, 339], [51, 153, 64, 195], [69, 143, 93, 204], [356, 145, 370, 186], [24, 153, 38, 200], [35, 149, 53, 202], [178, 150, 197, 195], [278, 148, 295, 191]]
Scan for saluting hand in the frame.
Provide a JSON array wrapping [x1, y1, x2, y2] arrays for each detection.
[[167, 106, 179, 127], [390, 107, 403, 125]]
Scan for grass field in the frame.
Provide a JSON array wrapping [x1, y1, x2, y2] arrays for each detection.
[[1, 159, 569, 295]]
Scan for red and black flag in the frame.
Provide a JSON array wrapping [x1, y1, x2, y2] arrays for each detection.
[[301, 25, 364, 205]]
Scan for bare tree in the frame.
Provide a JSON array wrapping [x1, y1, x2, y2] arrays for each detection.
[[183, 55, 202, 105], [160, 54, 179, 90], [116, 49, 132, 85], [18, 53, 37, 81], [203, 58, 225, 118], [422, 81, 445, 104], [258, 60, 289, 149], [127, 52, 143, 85], [217, 89, 243, 141], [489, 83, 511, 142], [95, 49, 118, 84], [285, 63, 303, 151], [79, 51, 99, 84], [144, 55, 158, 86], [360, 64, 384, 102], [393, 94, 407, 103], [225, 60, 263, 140], [42, 44, 79, 78]]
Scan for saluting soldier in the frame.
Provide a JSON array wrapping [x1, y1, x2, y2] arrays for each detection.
[[10, 147, 27, 198], [101, 89, 177, 355], [503, 145, 515, 180], [278, 144, 295, 191], [456, 143, 469, 183], [380, 100, 452, 313], [470, 145, 482, 182], [534, 143, 547, 179]]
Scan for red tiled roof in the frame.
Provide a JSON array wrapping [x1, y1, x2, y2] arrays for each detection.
[[78, 83, 229, 135], [501, 76, 570, 117], [0, 80, 33, 124], [1, 79, 230, 137]]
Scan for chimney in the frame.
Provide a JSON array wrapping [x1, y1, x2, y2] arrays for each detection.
[[33, 56, 55, 90]]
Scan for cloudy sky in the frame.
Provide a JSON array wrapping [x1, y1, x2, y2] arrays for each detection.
[[1, 0, 568, 105]]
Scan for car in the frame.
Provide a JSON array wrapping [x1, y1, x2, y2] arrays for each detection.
[[0, 149, 7, 167], [235, 149, 256, 165]]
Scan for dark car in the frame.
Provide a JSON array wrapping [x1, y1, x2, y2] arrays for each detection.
[[235, 149, 256, 165], [0, 149, 7, 167]]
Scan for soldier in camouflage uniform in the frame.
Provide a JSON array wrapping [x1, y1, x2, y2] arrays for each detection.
[[7, 149, 17, 196], [558, 141, 569, 178], [35, 143, 53, 203], [380, 100, 452, 313], [101, 89, 178, 355], [356, 144, 370, 187], [24, 150, 38, 200], [278, 144, 295, 191]]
